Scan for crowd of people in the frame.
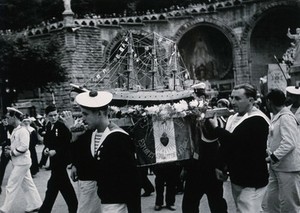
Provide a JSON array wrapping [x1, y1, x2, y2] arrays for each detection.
[[0, 82, 299, 213]]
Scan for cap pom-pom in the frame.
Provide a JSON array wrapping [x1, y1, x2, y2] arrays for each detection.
[[89, 91, 98, 97]]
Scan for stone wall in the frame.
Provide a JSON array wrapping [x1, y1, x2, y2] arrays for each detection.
[[19, 0, 300, 112]]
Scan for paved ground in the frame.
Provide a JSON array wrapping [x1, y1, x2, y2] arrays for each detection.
[[0, 144, 236, 213]]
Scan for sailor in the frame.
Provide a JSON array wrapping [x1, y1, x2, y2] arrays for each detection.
[[62, 84, 102, 213], [0, 107, 42, 213], [38, 104, 78, 213], [68, 90, 141, 213], [191, 82, 207, 98], [182, 83, 228, 213], [217, 98, 230, 108], [286, 85, 300, 123]]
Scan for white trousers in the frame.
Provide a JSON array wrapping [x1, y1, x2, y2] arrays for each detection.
[[0, 164, 42, 212], [77, 180, 102, 213], [101, 203, 128, 213], [262, 169, 300, 213], [231, 183, 266, 213]]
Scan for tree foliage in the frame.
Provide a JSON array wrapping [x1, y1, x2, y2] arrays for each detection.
[[0, 0, 42, 30], [0, 35, 66, 92]]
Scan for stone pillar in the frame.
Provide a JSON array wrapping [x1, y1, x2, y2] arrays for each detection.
[[63, 5, 75, 47], [63, 11, 74, 28], [62, 0, 74, 27]]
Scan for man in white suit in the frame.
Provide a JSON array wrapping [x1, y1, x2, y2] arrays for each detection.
[[0, 107, 42, 213]]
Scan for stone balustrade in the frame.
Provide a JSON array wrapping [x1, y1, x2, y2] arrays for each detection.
[[0, 0, 254, 37]]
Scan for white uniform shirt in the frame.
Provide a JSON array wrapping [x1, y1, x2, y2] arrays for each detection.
[[10, 125, 31, 165]]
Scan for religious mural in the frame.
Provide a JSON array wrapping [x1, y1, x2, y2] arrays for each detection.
[[178, 26, 233, 82]]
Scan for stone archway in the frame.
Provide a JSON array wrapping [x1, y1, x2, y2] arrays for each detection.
[[173, 18, 240, 96], [241, 1, 300, 87], [178, 26, 233, 81]]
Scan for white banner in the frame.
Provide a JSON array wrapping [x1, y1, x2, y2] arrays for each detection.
[[152, 118, 177, 163]]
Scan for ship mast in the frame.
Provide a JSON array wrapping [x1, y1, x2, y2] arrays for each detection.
[[151, 33, 158, 90], [125, 31, 134, 90], [171, 44, 178, 90]]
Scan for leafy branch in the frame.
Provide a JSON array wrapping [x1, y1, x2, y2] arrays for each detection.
[[0, 35, 66, 93]]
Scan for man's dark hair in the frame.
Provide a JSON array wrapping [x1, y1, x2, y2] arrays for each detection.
[[45, 104, 57, 115], [234, 83, 257, 99], [266, 89, 286, 107], [194, 89, 207, 98]]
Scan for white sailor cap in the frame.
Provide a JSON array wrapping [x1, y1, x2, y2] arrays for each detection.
[[75, 91, 113, 108], [217, 98, 230, 107], [22, 117, 33, 122], [29, 117, 36, 122], [191, 82, 206, 90], [286, 86, 300, 95], [6, 107, 23, 115], [36, 114, 43, 119]]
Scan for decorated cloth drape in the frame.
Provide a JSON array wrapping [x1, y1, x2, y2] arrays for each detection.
[[127, 116, 193, 166]]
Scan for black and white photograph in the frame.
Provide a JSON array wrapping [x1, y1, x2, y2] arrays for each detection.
[[0, 0, 300, 212]]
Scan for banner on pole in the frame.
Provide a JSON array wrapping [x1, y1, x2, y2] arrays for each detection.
[[267, 63, 288, 92]]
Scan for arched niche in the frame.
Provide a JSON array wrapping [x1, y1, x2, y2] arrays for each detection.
[[249, 6, 300, 84], [178, 26, 233, 96]]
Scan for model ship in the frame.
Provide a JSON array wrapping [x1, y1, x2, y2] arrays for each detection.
[[77, 31, 195, 106]]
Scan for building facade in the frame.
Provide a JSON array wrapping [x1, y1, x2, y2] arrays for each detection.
[[13, 0, 300, 113]]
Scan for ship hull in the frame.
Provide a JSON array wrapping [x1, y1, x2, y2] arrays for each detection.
[[110, 89, 194, 106]]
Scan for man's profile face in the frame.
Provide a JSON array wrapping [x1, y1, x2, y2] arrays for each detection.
[[1, 118, 8, 126], [80, 107, 99, 130], [6, 113, 14, 126], [230, 88, 253, 116]]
